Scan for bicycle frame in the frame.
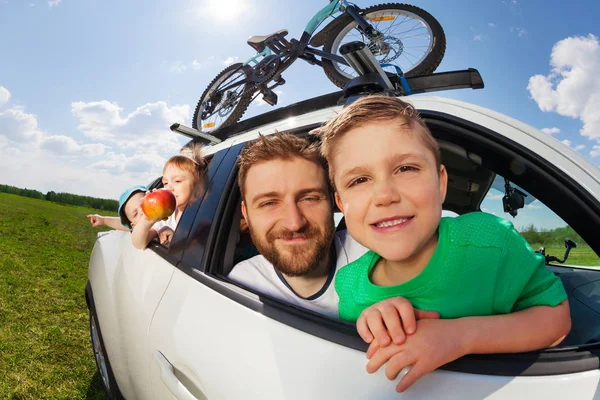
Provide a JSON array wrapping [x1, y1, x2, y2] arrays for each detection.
[[211, 0, 371, 103], [243, 0, 345, 67]]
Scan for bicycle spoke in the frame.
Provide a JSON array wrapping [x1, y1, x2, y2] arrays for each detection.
[[329, 6, 438, 79]]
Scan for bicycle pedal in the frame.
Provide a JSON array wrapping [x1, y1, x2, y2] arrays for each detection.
[[260, 87, 278, 106]]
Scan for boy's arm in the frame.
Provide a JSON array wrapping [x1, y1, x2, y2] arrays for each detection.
[[131, 216, 158, 249], [367, 300, 571, 392], [87, 215, 130, 231], [357, 297, 440, 347]]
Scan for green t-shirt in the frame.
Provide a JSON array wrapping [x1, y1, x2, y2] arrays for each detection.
[[336, 212, 567, 322]]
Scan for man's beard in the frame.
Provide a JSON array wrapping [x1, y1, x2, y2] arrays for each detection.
[[248, 219, 335, 277]]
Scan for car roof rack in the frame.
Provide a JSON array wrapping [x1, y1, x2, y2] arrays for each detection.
[[174, 41, 484, 143]]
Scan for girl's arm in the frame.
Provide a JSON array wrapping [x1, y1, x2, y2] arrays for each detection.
[[131, 216, 158, 249]]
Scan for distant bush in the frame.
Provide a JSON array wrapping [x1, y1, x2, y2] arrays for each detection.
[[0, 184, 118, 211], [519, 224, 588, 247]]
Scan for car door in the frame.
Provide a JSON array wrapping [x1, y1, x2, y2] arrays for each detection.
[[88, 230, 179, 400], [148, 107, 600, 399]]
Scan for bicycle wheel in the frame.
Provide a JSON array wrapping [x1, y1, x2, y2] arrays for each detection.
[[192, 63, 254, 135], [321, 3, 446, 88]]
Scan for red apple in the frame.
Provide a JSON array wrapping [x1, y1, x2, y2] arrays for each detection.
[[141, 189, 176, 221]]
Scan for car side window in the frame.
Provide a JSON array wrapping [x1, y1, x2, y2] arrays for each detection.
[[481, 175, 600, 268]]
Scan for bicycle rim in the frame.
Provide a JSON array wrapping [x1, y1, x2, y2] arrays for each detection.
[[199, 69, 248, 133], [330, 9, 435, 79]]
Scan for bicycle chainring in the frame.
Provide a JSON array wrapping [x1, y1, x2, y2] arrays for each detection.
[[251, 55, 281, 84]]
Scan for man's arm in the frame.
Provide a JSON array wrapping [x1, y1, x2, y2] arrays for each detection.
[[367, 300, 571, 392]]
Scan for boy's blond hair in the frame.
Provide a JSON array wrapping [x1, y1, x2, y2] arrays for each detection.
[[237, 132, 327, 200], [163, 142, 207, 184], [311, 95, 441, 184]]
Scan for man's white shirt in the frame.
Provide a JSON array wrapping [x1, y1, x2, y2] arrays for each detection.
[[228, 230, 367, 318]]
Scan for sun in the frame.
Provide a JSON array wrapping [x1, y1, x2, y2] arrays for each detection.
[[202, 0, 249, 23]]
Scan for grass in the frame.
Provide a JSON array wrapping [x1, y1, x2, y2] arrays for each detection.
[[529, 245, 600, 267], [0, 192, 114, 399]]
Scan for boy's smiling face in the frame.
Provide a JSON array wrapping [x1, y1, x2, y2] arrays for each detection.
[[332, 119, 447, 267]]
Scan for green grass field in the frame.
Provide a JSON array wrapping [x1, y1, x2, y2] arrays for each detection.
[[0, 192, 114, 399]]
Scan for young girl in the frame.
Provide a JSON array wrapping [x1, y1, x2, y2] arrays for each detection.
[[132, 142, 207, 249]]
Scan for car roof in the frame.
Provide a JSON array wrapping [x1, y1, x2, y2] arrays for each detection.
[[200, 94, 597, 180]]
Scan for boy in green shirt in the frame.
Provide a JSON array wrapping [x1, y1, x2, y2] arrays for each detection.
[[312, 95, 571, 392]]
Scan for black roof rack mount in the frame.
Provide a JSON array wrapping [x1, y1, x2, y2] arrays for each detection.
[[170, 123, 222, 145], [339, 41, 484, 105]]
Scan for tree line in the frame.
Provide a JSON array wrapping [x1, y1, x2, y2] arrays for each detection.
[[0, 184, 118, 211], [519, 224, 588, 247]]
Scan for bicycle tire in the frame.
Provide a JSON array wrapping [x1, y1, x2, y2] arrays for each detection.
[[192, 63, 254, 136], [321, 3, 446, 89]]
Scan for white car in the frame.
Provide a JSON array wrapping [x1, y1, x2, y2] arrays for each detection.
[[86, 75, 600, 399]]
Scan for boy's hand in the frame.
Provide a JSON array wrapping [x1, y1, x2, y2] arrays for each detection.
[[367, 318, 467, 393], [87, 214, 104, 227], [158, 227, 174, 244], [357, 297, 440, 349]]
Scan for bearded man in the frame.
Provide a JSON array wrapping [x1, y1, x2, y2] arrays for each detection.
[[228, 133, 367, 317]]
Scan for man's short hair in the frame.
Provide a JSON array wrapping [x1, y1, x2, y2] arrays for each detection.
[[311, 95, 441, 184], [237, 132, 328, 200]]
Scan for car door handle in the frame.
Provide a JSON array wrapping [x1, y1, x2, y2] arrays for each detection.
[[154, 351, 207, 400]]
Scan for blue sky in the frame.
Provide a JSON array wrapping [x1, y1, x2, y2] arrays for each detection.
[[1, 0, 599, 229]]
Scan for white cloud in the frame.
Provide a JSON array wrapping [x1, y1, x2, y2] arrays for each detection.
[[509, 27, 527, 37], [526, 200, 542, 210], [223, 56, 239, 66], [71, 100, 189, 156], [169, 61, 187, 74], [48, 0, 61, 8], [0, 146, 153, 199], [591, 145, 600, 158], [488, 23, 496, 29], [191, 57, 213, 70], [473, 35, 483, 42], [0, 107, 42, 143], [575, 144, 585, 151], [168, 57, 217, 73], [39, 135, 109, 156], [561, 139, 572, 147], [527, 34, 600, 142], [0, 86, 11, 108], [541, 127, 560, 135], [89, 151, 165, 175]]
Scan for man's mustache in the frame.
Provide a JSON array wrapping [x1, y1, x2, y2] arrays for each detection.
[[268, 226, 319, 241]]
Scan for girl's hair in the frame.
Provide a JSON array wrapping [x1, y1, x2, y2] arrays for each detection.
[[163, 142, 207, 183]]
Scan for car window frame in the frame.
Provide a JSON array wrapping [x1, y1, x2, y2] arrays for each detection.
[[173, 111, 600, 377]]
